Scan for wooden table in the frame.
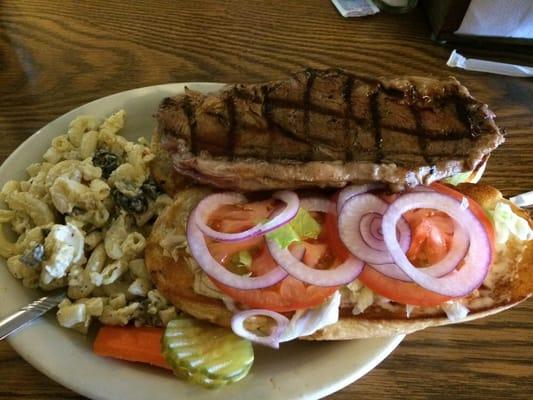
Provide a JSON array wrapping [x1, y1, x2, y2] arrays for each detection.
[[1, 1, 532, 399]]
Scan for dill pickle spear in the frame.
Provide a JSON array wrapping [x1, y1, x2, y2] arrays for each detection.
[[162, 316, 254, 388]]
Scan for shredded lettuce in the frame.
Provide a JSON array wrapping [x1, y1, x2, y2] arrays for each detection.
[[490, 201, 533, 245], [266, 208, 321, 249], [443, 171, 472, 186], [279, 291, 341, 342], [265, 223, 300, 249], [444, 162, 485, 186], [441, 300, 470, 322]]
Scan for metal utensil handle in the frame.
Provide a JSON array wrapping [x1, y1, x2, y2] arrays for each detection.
[[0, 292, 66, 341], [510, 191, 533, 209]]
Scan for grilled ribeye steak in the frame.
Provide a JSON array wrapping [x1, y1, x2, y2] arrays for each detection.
[[156, 69, 504, 191]]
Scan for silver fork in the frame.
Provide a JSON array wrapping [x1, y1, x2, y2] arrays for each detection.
[[0, 291, 66, 341]]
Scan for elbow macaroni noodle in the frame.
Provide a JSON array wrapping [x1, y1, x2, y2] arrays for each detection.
[[0, 111, 176, 333]]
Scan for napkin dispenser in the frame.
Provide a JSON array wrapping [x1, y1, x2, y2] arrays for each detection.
[[423, 0, 533, 45]]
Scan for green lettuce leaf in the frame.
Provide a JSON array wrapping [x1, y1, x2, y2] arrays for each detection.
[[489, 201, 533, 245], [442, 171, 472, 186], [266, 208, 321, 249]]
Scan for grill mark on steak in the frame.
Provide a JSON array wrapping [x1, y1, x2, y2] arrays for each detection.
[[454, 97, 480, 138], [261, 84, 274, 161], [232, 89, 475, 140], [233, 75, 479, 140], [157, 68, 505, 191], [303, 68, 316, 160], [408, 84, 431, 164], [224, 88, 237, 160], [369, 87, 383, 163], [342, 73, 355, 162], [229, 119, 470, 160], [270, 118, 312, 152], [181, 94, 197, 155], [233, 87, 312, 152], [270, 98, 364, 121]]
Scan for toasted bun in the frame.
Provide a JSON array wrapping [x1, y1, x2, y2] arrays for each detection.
[[145, 187, 233, 327], [145, 184, 533, 340], [150, 128, 195, 197]]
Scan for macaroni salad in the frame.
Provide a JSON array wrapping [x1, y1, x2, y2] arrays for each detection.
[[0, 111, 176, 333]]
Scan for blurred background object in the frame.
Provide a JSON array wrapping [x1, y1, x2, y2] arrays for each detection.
[[331, 0, 380, 17], [423, 0, 533, 45], [373, 0, 419, 14]]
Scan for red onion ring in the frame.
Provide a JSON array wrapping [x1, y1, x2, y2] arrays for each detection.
[[369, 214, 383, 238], [194, 191, 299, 242], [266, 196, 363, 286], [231, 309, 289, 349], [369, 219, 470, 281], [266, 239, 364, 287], [338, 194, 411, 265], [337, 183, 385, 214], [186, 209, 288, 290], [360, 213, 387, 251], [382, 192, 491, 297]]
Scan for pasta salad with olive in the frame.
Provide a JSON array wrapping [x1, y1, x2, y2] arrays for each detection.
[[0, 110, 177, 334]]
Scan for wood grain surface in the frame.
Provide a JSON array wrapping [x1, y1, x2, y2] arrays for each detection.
[[0, 1, 532, 399]]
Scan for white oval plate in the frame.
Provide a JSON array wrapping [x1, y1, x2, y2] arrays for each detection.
[[0, 83, 404, 400]]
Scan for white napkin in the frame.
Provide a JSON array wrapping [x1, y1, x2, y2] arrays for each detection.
[[331, 0, 379, 17], [511, 191, 533, 208], [447, 50, 533, 77], [455, 0, 533, 39]]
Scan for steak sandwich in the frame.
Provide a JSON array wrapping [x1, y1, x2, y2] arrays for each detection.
[[146, 70, 531, 347]]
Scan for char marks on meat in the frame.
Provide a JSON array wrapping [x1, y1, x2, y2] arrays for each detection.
[[156, 68, 504, 191]]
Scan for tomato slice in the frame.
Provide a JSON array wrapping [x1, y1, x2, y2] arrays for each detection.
[[358, 266, 451, 307], [325, 184, 495, 307], [430, 182, 495, 248], [404, 209, 454, 267], [324, 192, 451, 306], [356, 205, 455, 305], [301, 242, 329, 268], [323, 193, 351, 261], [205, 200, 338, 312], [213, 246, 338, 312]]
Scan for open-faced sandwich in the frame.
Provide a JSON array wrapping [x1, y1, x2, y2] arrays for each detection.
[[1, 69, 530, 389], [144, 69, 532, 384]]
